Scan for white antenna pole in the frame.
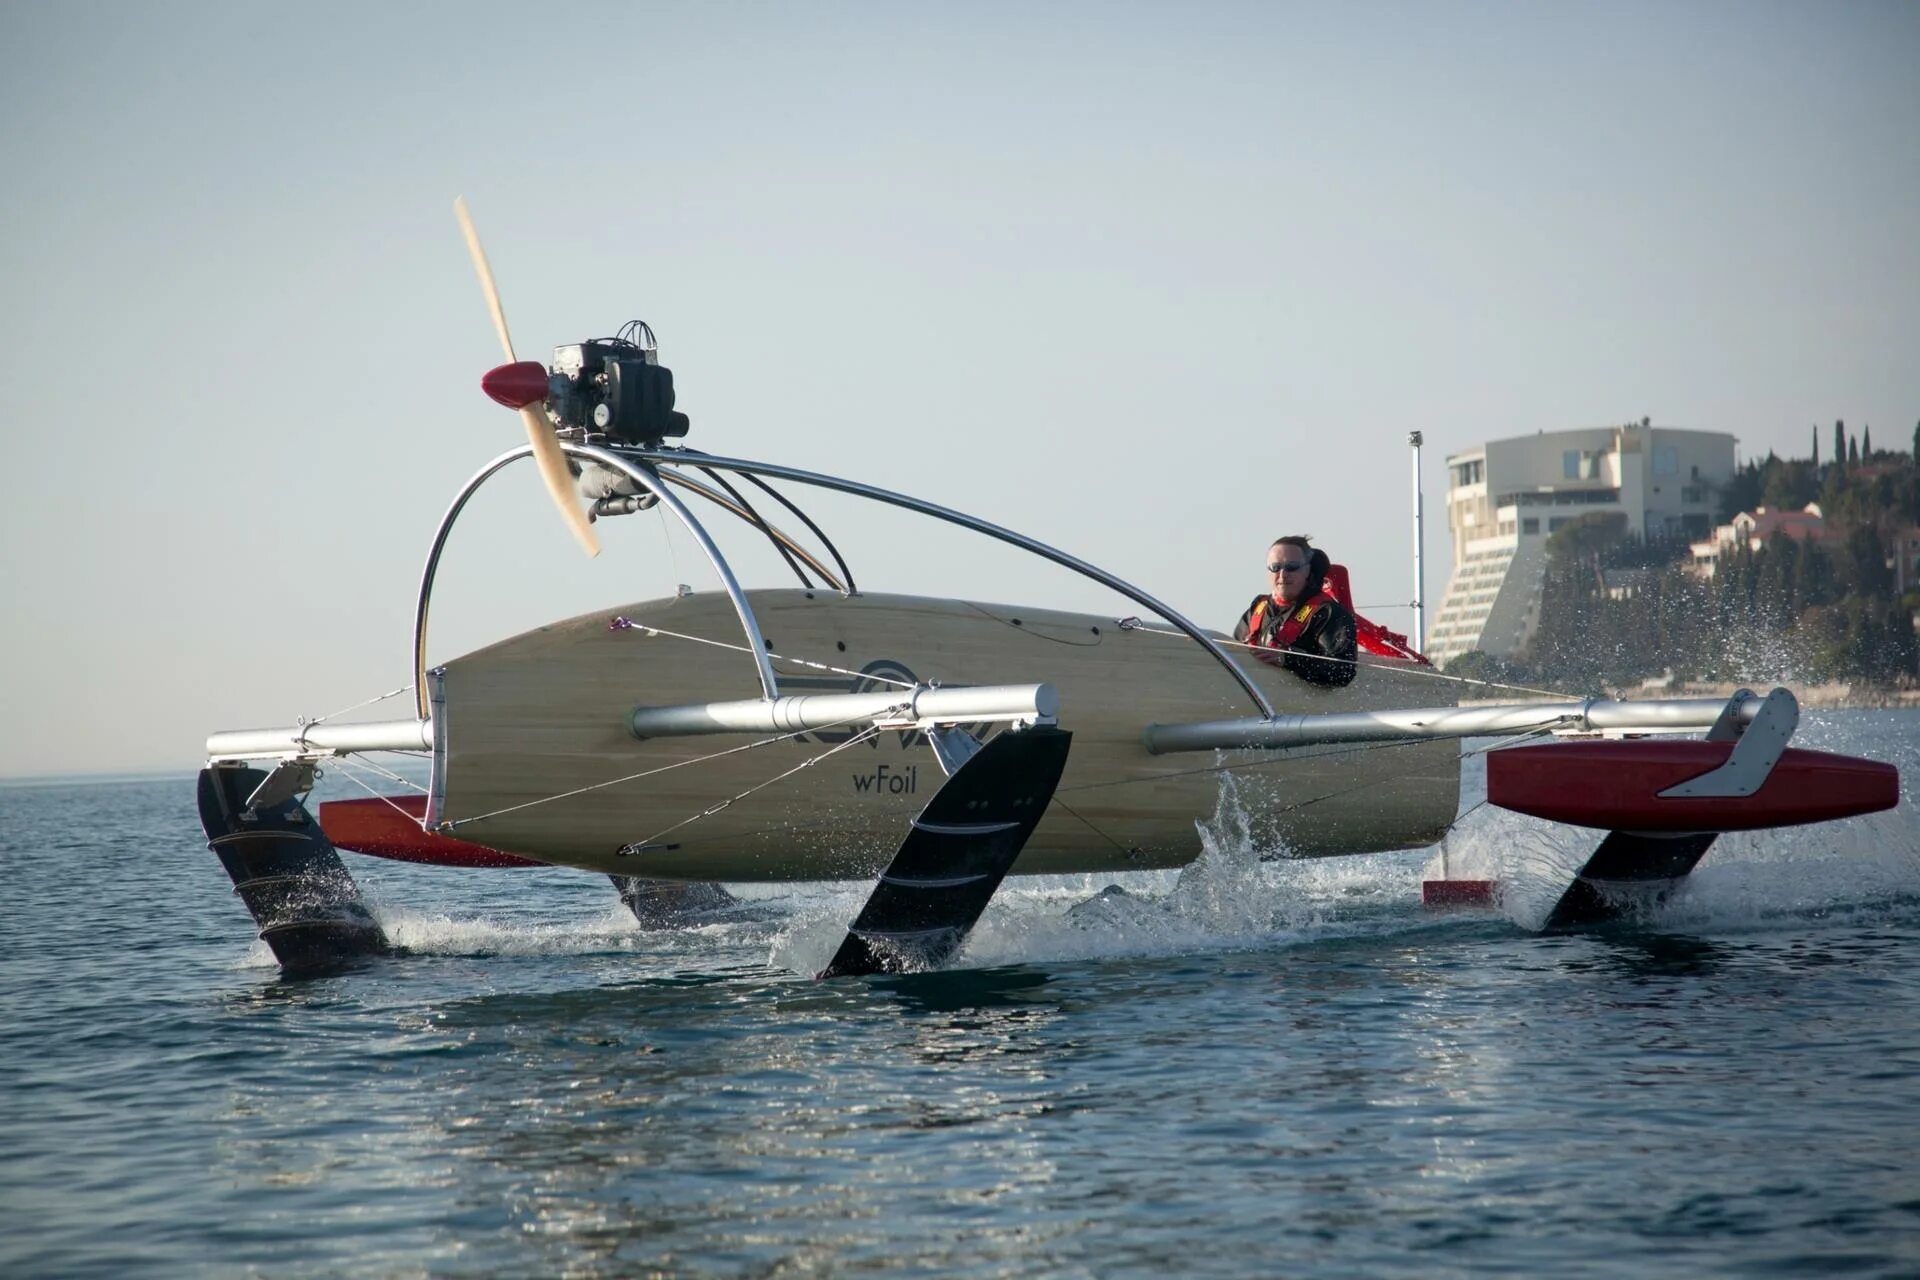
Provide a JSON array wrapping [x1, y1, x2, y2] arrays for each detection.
[[1408, 431, 1426, 652]]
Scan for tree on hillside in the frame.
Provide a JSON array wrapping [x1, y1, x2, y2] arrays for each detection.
[[1722, 461, 1762, 520], [1835, 419, 1846, 466], [1832, 524, 1892, 598], [1874, 599, 1919, 681], [1800, 597, 1920, 683], [1849, 434, 1860, 466], [1752, 532, 1798, 617], [1864, 424, 1873, 459], [1438, 649, 1513, 685], [1812, 425, 1820, 468], [1524, 561, 1611, 687], [1547, 511, 1630, 587], [1762, 459, 1818, 511]]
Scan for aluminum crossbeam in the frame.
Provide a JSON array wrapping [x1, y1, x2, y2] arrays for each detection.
[[1142, 691, 1763, 755], [206, 718, 434, 761], [631, 683, 1057, 739]]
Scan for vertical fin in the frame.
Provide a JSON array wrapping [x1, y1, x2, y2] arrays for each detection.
[[1544, 830, 1719, 929], [819, 727, 1072, 979], [609, 876, 738, 926], [197, 766, 391, 970]]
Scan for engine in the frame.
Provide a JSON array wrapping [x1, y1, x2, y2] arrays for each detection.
[[547, 321, 690, 448]]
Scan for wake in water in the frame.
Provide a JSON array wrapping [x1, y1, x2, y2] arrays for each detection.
[[227, 870, 796, 973]]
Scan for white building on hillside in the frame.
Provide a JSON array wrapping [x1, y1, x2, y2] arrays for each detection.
[[1687, 504, 1828, 578], [1426, 422, 1735, 667]]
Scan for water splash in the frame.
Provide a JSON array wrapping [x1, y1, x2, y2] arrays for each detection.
[[961, 773, 1426, 968], [374, 902, 649, 957], [765, 884, 872, 976]]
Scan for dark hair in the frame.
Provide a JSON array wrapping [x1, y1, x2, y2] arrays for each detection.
[[1269, 535, 1329, 597], [1306, 547, 1330, 597]]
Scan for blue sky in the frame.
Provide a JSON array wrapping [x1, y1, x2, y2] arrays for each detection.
[[2, 1, 1915, 775]]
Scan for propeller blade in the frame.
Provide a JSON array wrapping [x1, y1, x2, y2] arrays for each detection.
[[454, 196, 517, 363], [520, 405, 599, 556], [453, 197, 600, 558]]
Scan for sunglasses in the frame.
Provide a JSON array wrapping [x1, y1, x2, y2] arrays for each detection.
[[1267, 560, 1308, 573]]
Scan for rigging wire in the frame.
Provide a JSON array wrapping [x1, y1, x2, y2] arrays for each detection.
[[334, 753, 431, 796], [439, 704, 903, 832], [629, 723, 889, 850], [329, 759, 429, 823], [1261, 722, 1571, 825], [1046, 793, 1134, 857], [608, 618, 919, 689], [306, 683, 415, 726], [655, 502, 685, 589]]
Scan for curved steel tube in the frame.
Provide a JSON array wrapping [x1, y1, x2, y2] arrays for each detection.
[[413, 448, 525, 720], [667, 447, 857, 595], [576, 444, 779, 701], [413, 444, 779, 721], [738, 470, 857, 596], [623, 446, 1277, 718], [664, 470, 844, 591], [696, 464, 815, 589], [660, 471, 846, 591]]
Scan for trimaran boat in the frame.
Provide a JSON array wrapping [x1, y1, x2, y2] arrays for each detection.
[[198, 202, 1901, 977]]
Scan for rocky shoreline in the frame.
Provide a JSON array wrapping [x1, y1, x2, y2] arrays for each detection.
[[1616, 679, 1920, 711]]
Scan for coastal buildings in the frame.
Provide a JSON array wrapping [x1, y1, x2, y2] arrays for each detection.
[[1427, 422, 1736, 666], [1687, 503, 1829, 578]]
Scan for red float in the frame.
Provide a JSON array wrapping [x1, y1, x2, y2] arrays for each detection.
[[1486, 741, 1899, 832], [317, 795, 541, 868]]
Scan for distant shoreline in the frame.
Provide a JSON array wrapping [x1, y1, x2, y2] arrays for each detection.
[[0, 768, 199, 788], [1612, 681, 1920, 711]]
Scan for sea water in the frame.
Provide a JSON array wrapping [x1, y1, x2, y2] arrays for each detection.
[[2, 712, 1917, 1277]]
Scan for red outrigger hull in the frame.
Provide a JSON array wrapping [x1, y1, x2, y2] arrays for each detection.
[[1487, 741, 1899, 832], [317, 796, 540, 868]]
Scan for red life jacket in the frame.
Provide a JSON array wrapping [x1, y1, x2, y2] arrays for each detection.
[[1246, 589, 1337, 650]]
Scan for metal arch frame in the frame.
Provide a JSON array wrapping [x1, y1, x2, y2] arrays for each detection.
[[412, 443, 779, 721], [628, 445, 1278, 719]]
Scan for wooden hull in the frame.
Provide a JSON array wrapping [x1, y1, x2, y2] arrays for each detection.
[[436, 591, 1460, 881]]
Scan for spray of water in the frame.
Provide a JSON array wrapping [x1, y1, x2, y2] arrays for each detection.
[[958, 772, 1428, 968]]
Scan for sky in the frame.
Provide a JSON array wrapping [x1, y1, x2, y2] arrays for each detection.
[[1, 1, 1915, 777]]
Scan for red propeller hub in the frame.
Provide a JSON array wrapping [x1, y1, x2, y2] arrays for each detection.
[[481, 360, 551, 410]]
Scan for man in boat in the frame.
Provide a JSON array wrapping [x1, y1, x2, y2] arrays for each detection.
[[1234, 535, 1357, 686]]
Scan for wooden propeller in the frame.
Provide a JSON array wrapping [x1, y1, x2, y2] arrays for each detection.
[[453, 196, 600, 557]]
